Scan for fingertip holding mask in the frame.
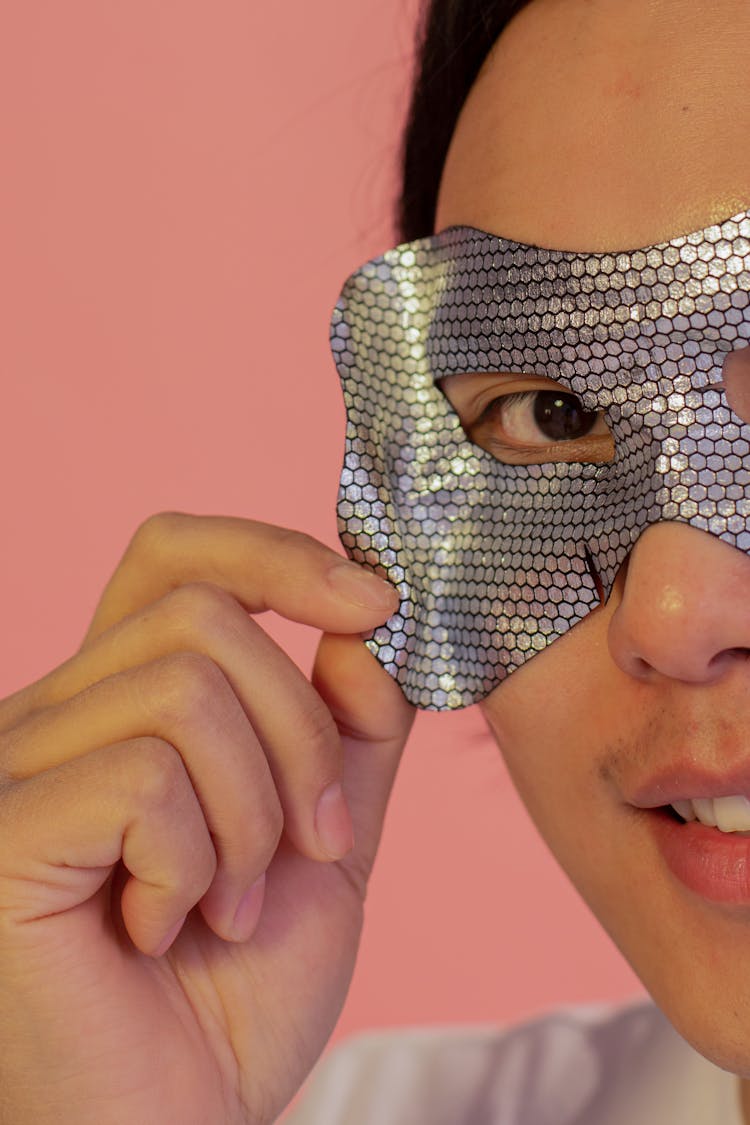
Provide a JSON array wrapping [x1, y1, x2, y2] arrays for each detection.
[[330, 212, 750, 711]]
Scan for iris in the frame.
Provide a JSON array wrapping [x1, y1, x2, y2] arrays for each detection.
[[533, 391, 599, 441]]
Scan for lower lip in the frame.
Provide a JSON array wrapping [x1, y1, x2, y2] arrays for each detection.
[[648, 809, 750, 904]]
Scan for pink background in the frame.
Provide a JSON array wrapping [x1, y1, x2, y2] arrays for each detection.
[[0, 0, 644, 1077]]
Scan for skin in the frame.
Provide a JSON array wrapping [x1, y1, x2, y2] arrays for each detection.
[[4, 2, 750, 1121], [436, 0, 750, 1118], [0, 515, 413, 1123]]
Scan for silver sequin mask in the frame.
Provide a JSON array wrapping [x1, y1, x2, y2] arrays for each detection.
[[331, 210, 750, 710]]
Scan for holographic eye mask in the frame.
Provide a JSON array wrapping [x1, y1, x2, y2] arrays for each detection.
[[330, 210, 750, 711]]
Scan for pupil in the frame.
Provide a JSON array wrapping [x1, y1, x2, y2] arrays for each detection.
[[533, 390, 596, 441]]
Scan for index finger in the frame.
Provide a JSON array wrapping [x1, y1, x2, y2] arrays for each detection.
[[83, 513, 398, 646]]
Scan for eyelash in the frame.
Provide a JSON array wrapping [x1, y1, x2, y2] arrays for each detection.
[[472, 388, 608, 460]]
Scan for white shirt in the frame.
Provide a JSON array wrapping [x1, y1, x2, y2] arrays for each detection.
[[286, 997, 745, 1124]]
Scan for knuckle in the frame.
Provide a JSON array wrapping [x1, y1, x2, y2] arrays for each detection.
[[242, 810, 284, 875], [163, 582, 237, 643], [299, 698, 340, 761], [126, 738, 218, 891], [181, 823, 218, 894], [193, 848, 219, 898], [256, 797, 284, 858], [151, 651, 229, 725], [268, 524, 319, 558], [128, 736, 188, 807], [130, 511, 187, 560]]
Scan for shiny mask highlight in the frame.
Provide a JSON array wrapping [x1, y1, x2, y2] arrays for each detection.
[[331, 211, 750, 710]]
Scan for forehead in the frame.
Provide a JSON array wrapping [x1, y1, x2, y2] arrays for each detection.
[[436, 0, 750, 252]]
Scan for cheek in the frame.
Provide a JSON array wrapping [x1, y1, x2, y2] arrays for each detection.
[[480, 608, 626, 881]]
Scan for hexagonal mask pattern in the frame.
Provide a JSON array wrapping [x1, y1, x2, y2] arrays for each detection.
[[330, 211, 750, 711]]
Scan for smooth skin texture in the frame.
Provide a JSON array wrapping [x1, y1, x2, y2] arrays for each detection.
[[0, 513, 413, 1123], [437, 0, 750, 1119], [5, 2, 750, 1123]]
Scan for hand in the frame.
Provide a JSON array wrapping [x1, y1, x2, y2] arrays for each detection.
[[0, 513, 414, 1124]]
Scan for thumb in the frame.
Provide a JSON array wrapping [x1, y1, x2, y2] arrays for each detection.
[[312, 632, 415, 878]]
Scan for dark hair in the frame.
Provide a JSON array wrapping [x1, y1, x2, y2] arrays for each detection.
[[398, 0, 532, 242]]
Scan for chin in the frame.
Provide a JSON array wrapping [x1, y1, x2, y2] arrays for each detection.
[[663, 998, 750, 1079], [593, 884, 750, 1080]]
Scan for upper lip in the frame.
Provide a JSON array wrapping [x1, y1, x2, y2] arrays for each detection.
[[628, 763, 750, 808]]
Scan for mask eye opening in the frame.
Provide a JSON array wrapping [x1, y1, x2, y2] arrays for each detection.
[[721, 344, 750, 425]]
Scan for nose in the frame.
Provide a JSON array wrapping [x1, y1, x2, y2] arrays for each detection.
[[607, 521, 750, 684]]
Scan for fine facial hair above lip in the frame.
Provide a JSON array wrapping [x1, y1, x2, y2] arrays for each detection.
[[598, 697, 750, 808]]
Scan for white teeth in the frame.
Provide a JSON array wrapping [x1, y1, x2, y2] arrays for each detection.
[[714, 796, 750, 832], [670, 795, 750, 833], [693, 798, 717, 827], [670, 799, 696, 822]]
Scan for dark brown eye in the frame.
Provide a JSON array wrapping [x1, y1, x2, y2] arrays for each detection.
[[533, 390, 599, 441], [440, 373, 614, 465]]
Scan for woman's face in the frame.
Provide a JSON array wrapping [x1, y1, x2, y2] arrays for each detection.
[[436, 0, 750, 1087]]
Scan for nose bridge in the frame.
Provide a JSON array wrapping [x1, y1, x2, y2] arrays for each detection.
[[565, 328, 750, 681], [586, 364, 750, 608]]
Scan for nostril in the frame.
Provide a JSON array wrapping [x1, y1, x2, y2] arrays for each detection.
[[707, 646, 750, 670], [630, 653, 653, 679]]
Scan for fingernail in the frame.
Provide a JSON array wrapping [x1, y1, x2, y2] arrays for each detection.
[[232, 873, 266, 941], [328, 562, 399, 612], [153, 914, 186, 958], [315, 782, 355, 860]]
